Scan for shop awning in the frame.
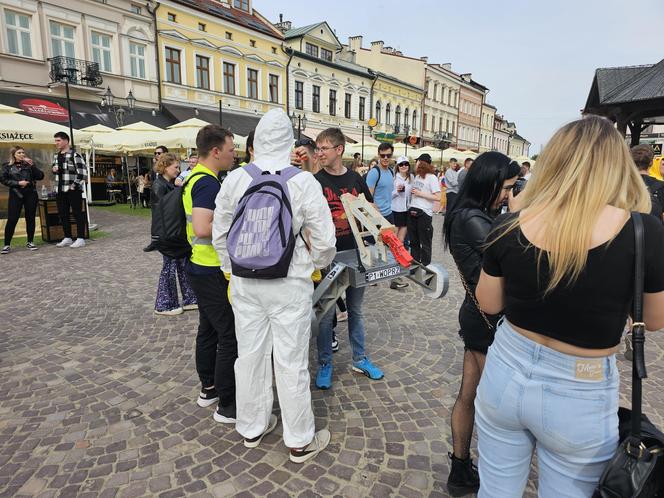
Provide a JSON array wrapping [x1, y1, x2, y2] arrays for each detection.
[[0, 90, 173, 130], [163, 103, 260, 136], [0, 103, 92, 145]]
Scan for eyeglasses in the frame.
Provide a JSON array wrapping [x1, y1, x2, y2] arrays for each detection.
[[398, 163, 410, 167], [379, 153, 392, 159], [314, 145, 340, 153]]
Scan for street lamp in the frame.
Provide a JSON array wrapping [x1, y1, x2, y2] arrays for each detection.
[[102, 87, 136, 127], [403, 123, 411, 155], [290, 112, 307, 140]]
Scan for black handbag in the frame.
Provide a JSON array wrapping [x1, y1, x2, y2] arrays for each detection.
[[594, 213, 664, 498]]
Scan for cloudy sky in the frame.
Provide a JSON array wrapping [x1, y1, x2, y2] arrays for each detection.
[[258, 0, 664, 154]]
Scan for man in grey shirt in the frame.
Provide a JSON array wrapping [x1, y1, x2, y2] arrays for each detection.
[[445, 158, 461, 211], [457, 157, 474, 189]]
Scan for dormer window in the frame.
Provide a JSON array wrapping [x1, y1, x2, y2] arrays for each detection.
[[233, 0, 250, 12], [320, 48, 332, 62]]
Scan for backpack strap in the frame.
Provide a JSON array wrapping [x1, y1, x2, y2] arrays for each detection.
[[277, 166, 302, 182], [243, 163, 262, 181]]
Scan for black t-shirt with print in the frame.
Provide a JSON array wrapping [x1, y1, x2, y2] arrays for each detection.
[[314, 168, 373, 251]]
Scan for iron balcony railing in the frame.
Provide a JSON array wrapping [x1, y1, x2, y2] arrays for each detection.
[[48, 56, 103, 87]]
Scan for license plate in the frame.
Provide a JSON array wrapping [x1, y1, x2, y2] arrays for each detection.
[[365, 266, 400, 282]]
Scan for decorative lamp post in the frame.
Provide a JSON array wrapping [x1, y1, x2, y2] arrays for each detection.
[[403, 123, 411, 155], [290, 112, 307, 140]]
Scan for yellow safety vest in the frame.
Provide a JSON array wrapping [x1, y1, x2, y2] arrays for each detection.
[[182, 164, 220, 267]]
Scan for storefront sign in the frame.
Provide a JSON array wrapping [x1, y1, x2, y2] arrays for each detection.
[[0, 132, 35, 140], [19, 98, 69, 123]]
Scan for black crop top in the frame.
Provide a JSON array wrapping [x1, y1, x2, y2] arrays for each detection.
[[482, 212, 664, 349]]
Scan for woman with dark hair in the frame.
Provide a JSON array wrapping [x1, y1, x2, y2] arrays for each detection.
[[241, 130, 255, 167], [1, 146, 44, 254], [406, 154, 441, 266], [442, 151, 520, 496]]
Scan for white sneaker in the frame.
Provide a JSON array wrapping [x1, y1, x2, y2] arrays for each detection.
[[70, 238, 86, 248], [183, 304, 198, 311], [289, 429, 331, 463], [154, 307, 184, 316], [56, 238, 73, 248]]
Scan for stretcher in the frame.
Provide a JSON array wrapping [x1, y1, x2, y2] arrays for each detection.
[[311, 194, 449, 333]]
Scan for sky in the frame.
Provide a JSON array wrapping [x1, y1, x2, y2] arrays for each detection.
[[258, 0, 664, 155]]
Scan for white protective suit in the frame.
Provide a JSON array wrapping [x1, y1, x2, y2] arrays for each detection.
[[212, 109, 336, 447]]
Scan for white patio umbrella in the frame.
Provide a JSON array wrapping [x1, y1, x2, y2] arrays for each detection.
[[0, 104, 91, 145]]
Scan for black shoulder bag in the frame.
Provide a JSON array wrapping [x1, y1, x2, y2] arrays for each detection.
[[594, 212, 664, 498]]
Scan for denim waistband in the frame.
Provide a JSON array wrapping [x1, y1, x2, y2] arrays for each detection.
[[492, 319, 617, 384]]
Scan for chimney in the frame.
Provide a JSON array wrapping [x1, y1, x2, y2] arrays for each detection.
[[274, 18, 292, 33], [370, 40, 384, 53], [348, 35, 363, 52], [383, 46, 393, 54], [441, 63, 452, 70], [420, 56, 428, 63]]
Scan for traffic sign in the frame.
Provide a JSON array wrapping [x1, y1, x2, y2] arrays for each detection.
[[409, 136, 417, 145], [367, 118, 377, 128]]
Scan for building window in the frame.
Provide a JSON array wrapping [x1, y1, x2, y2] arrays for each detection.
[[375, 101, 381, 123], [385, 103, 391, 125], [295, 81, 304, 110], [198, 23, 206, 31], [223, 62, 235, 94], [167, 12, 176, 22], [269, 74, 279, 103], [5, 10, 32, 57], [225, 31, 233, 40], [344, 93, 351, 119], [164, 47, 181, 83], [412, 110, 417, 131], [329, 89, 337, 116], [433, 83, 438, 101], [91, 32, 112, 72], [431, 114, 435, 132], [271, 46, 277, 54], [50, 21, 75, 58], [234, 0, 249, 11], [305, 43, 318, 57], [439, 117, 443, 134], [395, 105, 401, 130], [130, 4, 141, 14], [423, 112, 427, 131], [247, 68, 258, 99], [359, 96, 365, 121], [312, 85, 320, 113], [321, 47, 332, 62], [195, 55, 210, 90], [446, 119, 451, 133], [129, 42, 146, 79], [250, 39, 256, 48]]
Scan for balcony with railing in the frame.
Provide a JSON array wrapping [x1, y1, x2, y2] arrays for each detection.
[[48, 56, 103, 87]]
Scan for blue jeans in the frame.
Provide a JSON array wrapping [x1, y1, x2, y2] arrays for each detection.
[[317, 285, 366, 365], [475, 319, 619, 498]]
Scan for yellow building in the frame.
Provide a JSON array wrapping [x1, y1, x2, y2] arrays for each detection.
[[371, 75, 423, 141], [155, 0, 288, 134], [480, 103, 496, 153]]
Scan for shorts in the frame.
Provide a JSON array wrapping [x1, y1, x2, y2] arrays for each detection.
[[458, 300, 498, 354], [393, 211, 408, 227]]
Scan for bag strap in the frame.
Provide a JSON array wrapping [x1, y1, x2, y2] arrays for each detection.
[[630, 212, 647, 441], [454, 259, 495, 331], [243, 163, 262, 181]]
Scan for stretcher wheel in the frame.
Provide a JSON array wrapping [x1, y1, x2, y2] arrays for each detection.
[[423, 263, 449, 299]]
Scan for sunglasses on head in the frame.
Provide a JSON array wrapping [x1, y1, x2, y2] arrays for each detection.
[[295, 138, 315, 148], [379, 153, 392, 159]]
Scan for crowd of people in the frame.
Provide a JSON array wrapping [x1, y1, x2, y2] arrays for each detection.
[[3, 111, 664, 496]]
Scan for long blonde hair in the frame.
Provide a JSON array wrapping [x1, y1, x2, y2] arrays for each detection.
[[497, 115, 650, 293], [9, 146, 24, 165]]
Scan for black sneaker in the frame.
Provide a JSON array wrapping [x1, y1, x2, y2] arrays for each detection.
[[26, 242, 38, 251], [143, 241, 158, 252], [213, 403, 236, 424], [196, 386, 219, 408], [332, 332, 339, 352], [447, 452, 480, 497], [1, 246, 9, 255]]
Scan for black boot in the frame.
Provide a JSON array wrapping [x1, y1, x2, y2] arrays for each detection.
[[447, 452, 480, 496]]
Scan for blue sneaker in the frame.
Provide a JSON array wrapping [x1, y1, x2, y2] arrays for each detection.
[[316, 363, 333, 390], [352, 358, 384, 380]]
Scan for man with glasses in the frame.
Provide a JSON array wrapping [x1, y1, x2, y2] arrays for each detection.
[[144, 145, 170, 252], [367, 142, 409, 290], [313, 128, 384, 390]]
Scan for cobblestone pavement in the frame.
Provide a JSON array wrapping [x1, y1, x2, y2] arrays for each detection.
[[1, 209, 663, 498]]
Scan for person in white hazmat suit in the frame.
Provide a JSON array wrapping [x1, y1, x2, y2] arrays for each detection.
[[212, 109, 337, 463]]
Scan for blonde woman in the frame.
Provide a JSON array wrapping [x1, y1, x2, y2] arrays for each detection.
[[475, 116, 664, 497], [1, 146, 44, 254], [152, 153, 197, 315]]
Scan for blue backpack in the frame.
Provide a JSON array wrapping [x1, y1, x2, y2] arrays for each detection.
[[227, 163, 302, 279]]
